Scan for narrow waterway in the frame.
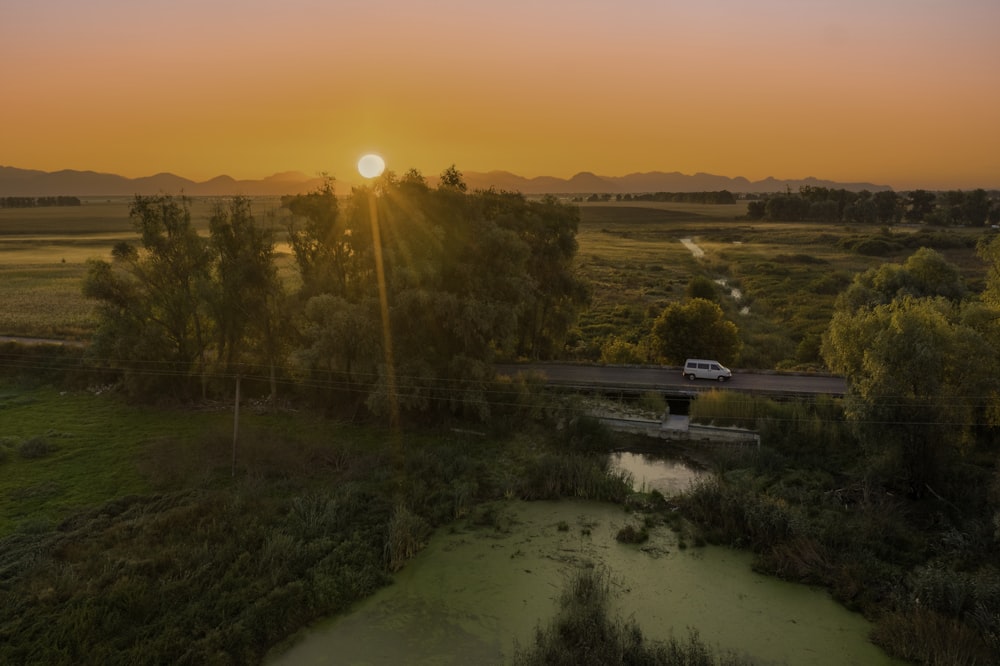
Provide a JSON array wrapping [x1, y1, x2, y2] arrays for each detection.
[[268, 454, 897, 665]]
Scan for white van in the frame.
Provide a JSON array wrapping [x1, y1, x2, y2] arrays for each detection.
[[683, 359, 732, 382]]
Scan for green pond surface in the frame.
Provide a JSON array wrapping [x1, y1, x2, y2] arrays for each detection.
[[268, 454, 899, 666]]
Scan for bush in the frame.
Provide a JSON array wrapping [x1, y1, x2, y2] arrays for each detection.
[[872, 607, 996, 665], [18, 437, 57, 459], [600, 336, 643, 365], [519, 452, 632, 503], [853, 238, 899, 256], [559, 414, 614, 454], [637, 391, 667, 416], [384, 504, 430, 572], [686, 275, 720, 302], [615, 523, 649, 544]]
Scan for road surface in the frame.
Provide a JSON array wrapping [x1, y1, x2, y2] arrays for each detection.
[[496, 363, 846, 397]]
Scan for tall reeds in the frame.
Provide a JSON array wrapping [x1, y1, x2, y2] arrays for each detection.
[[512, 568, 755, 665]]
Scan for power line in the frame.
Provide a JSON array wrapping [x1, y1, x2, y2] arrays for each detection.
[[3, 347, 1000, 429]]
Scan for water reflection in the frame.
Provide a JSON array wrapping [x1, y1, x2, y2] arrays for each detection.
[[611, 450, 705, 496]]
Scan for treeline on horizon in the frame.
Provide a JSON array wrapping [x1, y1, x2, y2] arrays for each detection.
[[0, 195, 81, 208], [746, 186, 1000, 226], [575, 191, 738, 204], [566, 186, 1000, 227]]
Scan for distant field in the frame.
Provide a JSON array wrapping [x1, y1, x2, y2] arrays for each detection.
[[0, 197, 289, 339], [0, 200, 133, 235], [0, 198, 992, 368]]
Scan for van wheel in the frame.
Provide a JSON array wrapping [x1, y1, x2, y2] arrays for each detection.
[[718, 375, 727, 382], [685, 374, 695, 381]]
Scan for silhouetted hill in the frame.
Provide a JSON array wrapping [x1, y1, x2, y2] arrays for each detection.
[[460, 170, 892, 194], [0, 167, 326, 197], [0, 165, 890, 197]]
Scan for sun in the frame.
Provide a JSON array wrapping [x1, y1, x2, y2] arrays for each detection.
[[357, 153, 386, 179]]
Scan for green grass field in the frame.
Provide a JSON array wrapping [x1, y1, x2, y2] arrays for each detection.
[[0, 377, 414, 536]]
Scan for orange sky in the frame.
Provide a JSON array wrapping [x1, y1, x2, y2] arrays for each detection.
[[3, 0, 999, 190]]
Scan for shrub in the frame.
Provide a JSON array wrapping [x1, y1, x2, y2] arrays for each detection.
[[519, 452, 631, 503], [559, 414, 614, 454], [615, 523, 649, 544], [853, 238, 899, 256], [18, 437, 57, 459], [637, 391, 666, 415], [686, 275, 720, 302], [600, 336, 643, 365], [383, 504, 430, 572], [872, 607, 995, 665]]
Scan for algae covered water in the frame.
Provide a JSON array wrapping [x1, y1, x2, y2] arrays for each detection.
[[268, 498, 897, 665]]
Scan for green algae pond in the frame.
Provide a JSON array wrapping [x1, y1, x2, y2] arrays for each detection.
[[267, 454, 899, 666]]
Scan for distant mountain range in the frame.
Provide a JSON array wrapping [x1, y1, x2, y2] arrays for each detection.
[[0, 165, 892, 197], [0, 166, 328, 197], [462, 170, 892, 195]]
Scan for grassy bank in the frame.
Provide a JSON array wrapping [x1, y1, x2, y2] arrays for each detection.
[[0, 380, 631, 664], [665, 390, 1000, 665]]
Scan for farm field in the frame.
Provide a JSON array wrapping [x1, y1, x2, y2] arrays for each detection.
[[0, 197, 992, 368]]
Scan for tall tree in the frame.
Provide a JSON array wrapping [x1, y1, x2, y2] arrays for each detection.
[[822, 246, 1000, 496], [284, 177, 368, 300], [904, 189, 936, 223], [206, 196, 283, 386], [83, 195, 212, 399], [438, 164, 467, 192], [823, 296, 997, 495], [873, 190, 903, 225], [286, 176, 588, 419], [486, 193, 590, 359], [650, 298, 741, 365], [835, 247, 966, 312]]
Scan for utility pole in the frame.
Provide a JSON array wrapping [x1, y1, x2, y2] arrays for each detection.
[[232, 373, 241, 478]]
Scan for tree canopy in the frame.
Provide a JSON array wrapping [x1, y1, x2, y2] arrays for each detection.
[[821, 248, 1000, 496], [84, 172, 589, 421], [650, 298, 741, 365]]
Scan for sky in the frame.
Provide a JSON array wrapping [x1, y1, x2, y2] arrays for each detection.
[[2, 0, 999, 190]]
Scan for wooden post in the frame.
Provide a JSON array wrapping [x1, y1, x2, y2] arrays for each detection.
[[232, 373, 241, 478]]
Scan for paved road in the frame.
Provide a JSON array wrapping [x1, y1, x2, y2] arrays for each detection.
[[496, 363, 847, 397]]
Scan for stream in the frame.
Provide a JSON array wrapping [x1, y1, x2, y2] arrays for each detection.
[[267, 452, 898, 665]]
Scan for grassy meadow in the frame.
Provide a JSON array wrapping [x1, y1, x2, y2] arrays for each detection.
[[573, 201, 990, 368]]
